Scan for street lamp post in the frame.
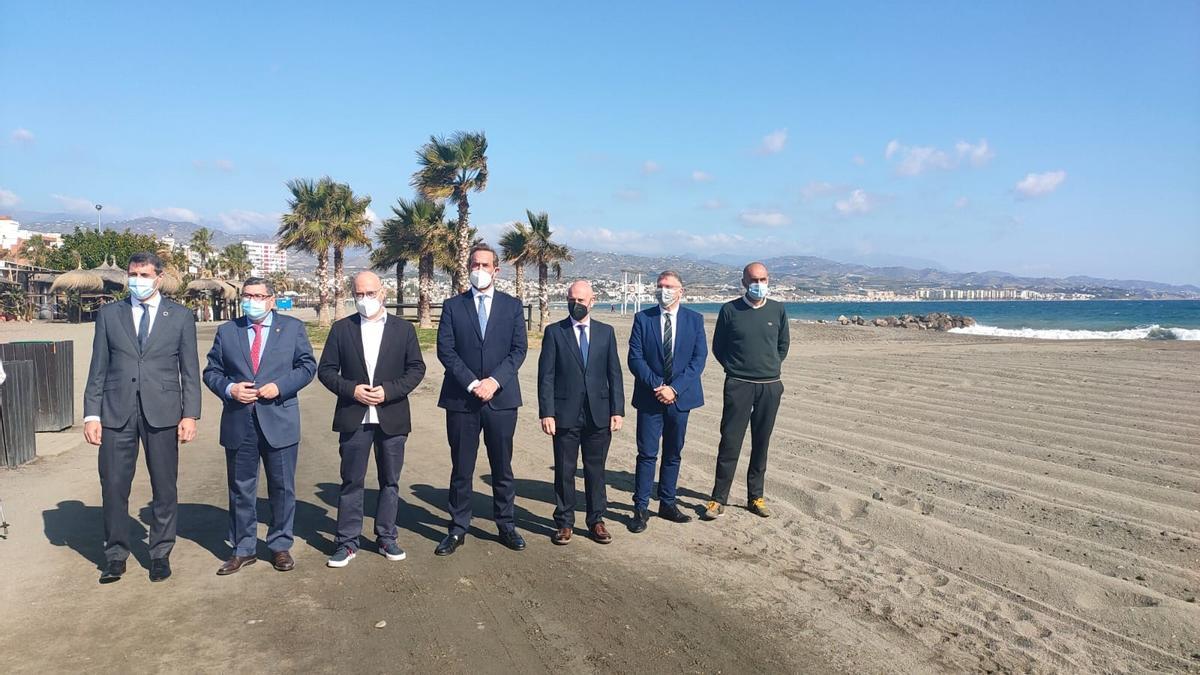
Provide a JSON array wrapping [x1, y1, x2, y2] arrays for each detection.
[[95, 204, 103, 232]]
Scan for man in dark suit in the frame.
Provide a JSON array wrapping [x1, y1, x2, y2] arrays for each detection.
[[318, 272, 426, 568], [202, 277, 317, 575], [83, 251, 201, 583], [626, 270, 707, 533], [538, 280, 624, 545], [435, 244, 528, 556]]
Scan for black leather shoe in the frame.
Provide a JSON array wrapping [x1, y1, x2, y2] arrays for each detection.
[[658, 503, 693, 524], [627, 509, 649, 533], [149, 557, 172, 582], [498, 529, 526, 551], [435, 534, 465, 556], [99, 560, 126, 584]]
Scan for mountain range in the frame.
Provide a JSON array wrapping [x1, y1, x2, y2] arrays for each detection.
[[11, 212, 1199, 298]]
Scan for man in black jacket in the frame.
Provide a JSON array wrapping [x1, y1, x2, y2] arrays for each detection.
[[318, 272, 426, 567], [537, 280, 624, 545]]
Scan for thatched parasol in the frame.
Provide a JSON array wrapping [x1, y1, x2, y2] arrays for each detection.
[[159, 269, 183, 295], [220, 280, 242, 302], [91, 256, 128, 289], [185, 278, 228, 296], [50, 267, 105, 293]]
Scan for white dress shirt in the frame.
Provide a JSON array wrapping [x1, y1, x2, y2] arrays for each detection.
[[570, 316, 591, 349], [467, 286, 497, 393], [360, 311, 387, 424], [132, 293, 161, 336]]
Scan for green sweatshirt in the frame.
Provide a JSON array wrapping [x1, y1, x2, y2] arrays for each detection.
[[712, 297, 790, 381]]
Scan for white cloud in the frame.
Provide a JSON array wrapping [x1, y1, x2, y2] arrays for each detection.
[[0, 188, 20, 207], [1014, 170, 1066, 198], [365, 207, 381, 226], [800, 181, 838, 200], [954, 196, 970, 209], [834, 189, 877, 215], [51, 193, 99, 214], [701, 198, 725, 210], [614, 188, 643, 202], [148, 207, 200, 222], [885, 137, 994, 176], [215, 209, 280, 233], [192, 159, 235, 172], [955, 139, 994, 167], [641, 160, 661, 174], [559, 226, 785, 256], [852, 155, 866, 166], [738, 210, 791, 228], [757, 128, 788, 155], [11, 128, 34, 144], [691, 170, 714, 182]]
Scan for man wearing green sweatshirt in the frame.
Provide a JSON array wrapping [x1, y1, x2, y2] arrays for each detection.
[[703, 262, 789, 520]]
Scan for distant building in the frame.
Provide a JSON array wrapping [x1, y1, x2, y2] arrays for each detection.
[[242, 240, 287, 276], [0, 216, 65, 258]]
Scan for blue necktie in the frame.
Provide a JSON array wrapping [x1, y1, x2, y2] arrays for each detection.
[[137, 303, 150, 352], [578, 324, 589, 366], [477, 294, 488, 338]]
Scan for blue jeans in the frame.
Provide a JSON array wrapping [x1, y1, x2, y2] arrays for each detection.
[[633, 406, 690, 510]]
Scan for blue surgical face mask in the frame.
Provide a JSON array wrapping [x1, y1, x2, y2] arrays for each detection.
[[746, 282, 769, 301], [241, 299, 270, 321], [128, 276, 157, 301]]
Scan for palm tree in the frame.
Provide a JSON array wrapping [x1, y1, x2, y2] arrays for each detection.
[[371, 210, 415, 306], [267, 270, 293, 294], [438, 219, 482, 295], [278, 177, 335, 325], [499, 221, 531, 303], [18, 234, 53, 268], [327, 181, 372, 319], [524, 210, 573, 329], [412, 131, 488, 293], [189, 227, 215, 272], [376, 197, 447, 328], [217, 243, 253, 279]]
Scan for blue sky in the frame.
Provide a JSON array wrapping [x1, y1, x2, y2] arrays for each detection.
[[2, 2, 1198, 284]]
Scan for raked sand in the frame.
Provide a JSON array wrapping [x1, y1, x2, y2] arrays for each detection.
[[0, 312, 1197, 673]]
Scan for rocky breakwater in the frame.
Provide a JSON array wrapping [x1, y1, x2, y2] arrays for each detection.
[[836, 312, 976, 331]]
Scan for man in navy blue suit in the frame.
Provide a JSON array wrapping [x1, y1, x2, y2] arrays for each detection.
[[538, 280, 625, 545], [626, 270, 708, 533], [203, 277, 317, 575], [435, 244, 529, 556]]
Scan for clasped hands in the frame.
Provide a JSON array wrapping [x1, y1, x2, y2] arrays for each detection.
[[654, 384, 677, 404], [352, 384, 386, 406], [229, 381, 281, 404]]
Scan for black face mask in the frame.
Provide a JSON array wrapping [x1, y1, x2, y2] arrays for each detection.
[[568, 300, 589, 321]]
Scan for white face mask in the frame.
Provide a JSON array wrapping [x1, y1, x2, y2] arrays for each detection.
[[128, 276, 157, 301], [469, 269, 493, 291], [356, 297, 382, 318], [656, 287, 678, 308], [747, 282, 769, 301]]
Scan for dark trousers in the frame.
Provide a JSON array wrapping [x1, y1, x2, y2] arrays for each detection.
[[552, 421, 612, 528], [98, 398, 178, 562], [633, 405, 690, 510], [335, 424, 407, 551], [446, 406, 518, 536], [711, 378, 784, 504], [225, 412, 298, 557]]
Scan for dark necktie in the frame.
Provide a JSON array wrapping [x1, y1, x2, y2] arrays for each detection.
[[578, 324, 589, 366], [662, 312, 674, 383], [137, 303, 150, 352], [250, 323, 263, 374]]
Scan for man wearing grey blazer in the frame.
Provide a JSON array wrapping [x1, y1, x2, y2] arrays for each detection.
[[83, 252, 202, 584]]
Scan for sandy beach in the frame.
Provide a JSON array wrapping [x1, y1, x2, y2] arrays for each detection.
[[0, 312, 1197, 673]]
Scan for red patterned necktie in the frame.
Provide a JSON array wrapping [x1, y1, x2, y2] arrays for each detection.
[[250, 323, 263, 374]]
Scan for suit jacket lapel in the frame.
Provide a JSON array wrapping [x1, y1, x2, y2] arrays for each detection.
[[140, 298, 173, 354], [119, 299, 139, 351], [232, 315, 253, 371], [347, 315, 369, 381], [564, 320, 586, 371], [380, 315, 400, 376], [649, 306, 664, 354], [257, 313, 287, 372]]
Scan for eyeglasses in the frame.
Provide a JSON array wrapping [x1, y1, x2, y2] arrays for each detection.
[[353, 291, 381, 300], [241, 293, 272, 301]]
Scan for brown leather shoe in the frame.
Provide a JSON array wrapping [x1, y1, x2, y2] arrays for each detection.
[[552, 527, 572, 545], [217, 555, 257, 576], [589, 522, 613, 544], [272, 551, 295, 572]]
